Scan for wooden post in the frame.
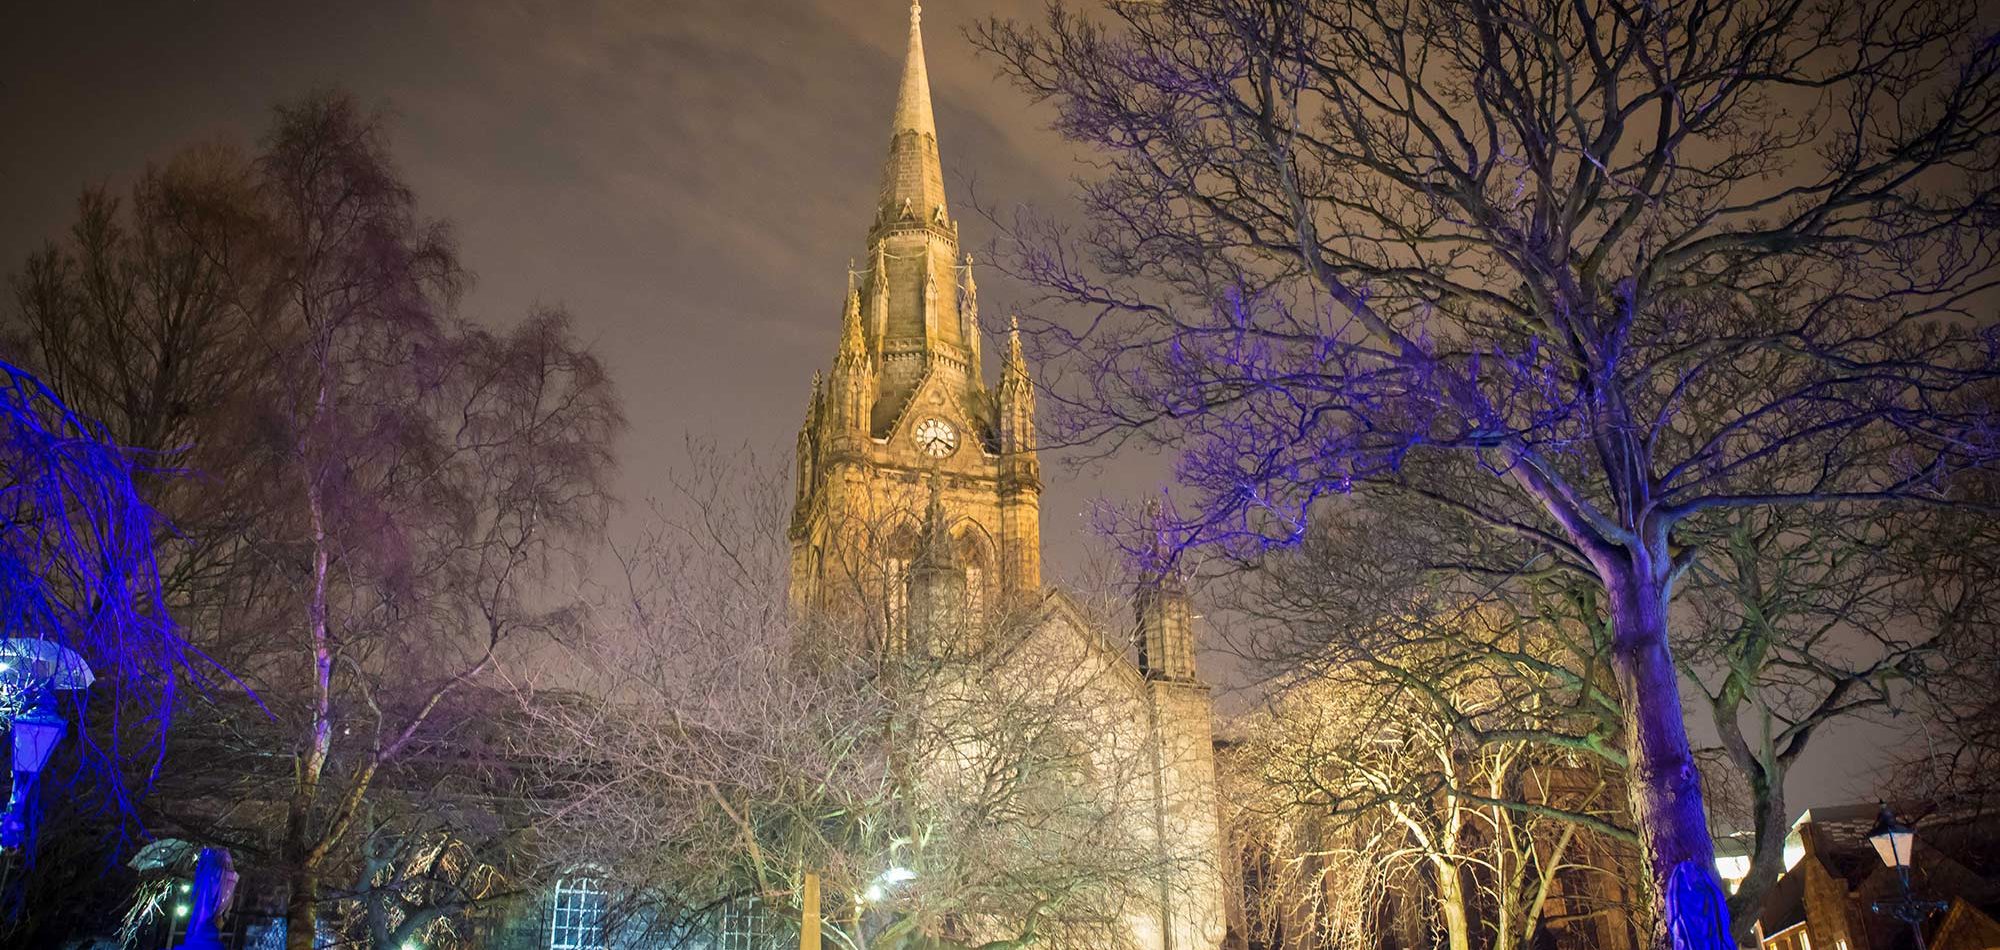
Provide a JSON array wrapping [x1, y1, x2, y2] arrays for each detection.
[[800, 872, 822, 950]]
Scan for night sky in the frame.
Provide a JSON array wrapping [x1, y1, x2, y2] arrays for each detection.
[[0, 0, 1902, 810]]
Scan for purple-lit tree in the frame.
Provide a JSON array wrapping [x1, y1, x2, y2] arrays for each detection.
[[974, 1, 2000, 944], [228, 93, 620, 950]]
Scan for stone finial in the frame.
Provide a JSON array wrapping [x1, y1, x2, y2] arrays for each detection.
[[840, 289, 867, 355]]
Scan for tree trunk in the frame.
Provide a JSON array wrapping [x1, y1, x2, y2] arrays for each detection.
[[286, 404, 335, 950], [1432, 855, 1472, 950], [1607, 568, 1730, 950], [1724, 773, 1790, 947], [284, 863, 318, 950]]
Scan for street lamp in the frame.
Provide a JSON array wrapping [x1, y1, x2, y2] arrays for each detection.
[[1866, 803, 1947, 950], [0, 637, 94, 850], [862, 866, 916, 904]]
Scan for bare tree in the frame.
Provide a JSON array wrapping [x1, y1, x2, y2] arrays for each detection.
[[515, 453, 1190, 950], [1226, 461, 2000, 939], [1226, 608, 1641, 950], [6, 141, 279, 607], [971, 2, 2000, 941], [104, 92, 625, 950], [1674, 494, 2000, 930], [1878, 473, 2000, 819], [2, 143, 276, 868]]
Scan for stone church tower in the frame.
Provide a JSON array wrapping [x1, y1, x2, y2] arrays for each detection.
[[788, 6, 1227, 950], [789, 0, 1041, 632]]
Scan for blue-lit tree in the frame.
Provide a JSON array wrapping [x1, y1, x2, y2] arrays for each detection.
[[0, 359, 196, 853], [976, 1, 2000, 946]]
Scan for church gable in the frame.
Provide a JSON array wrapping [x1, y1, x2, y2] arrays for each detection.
[[1020, 588, 1148, 690], [881, 365, 995, 461]]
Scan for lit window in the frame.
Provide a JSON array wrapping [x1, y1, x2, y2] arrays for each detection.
[[1761, 925, 1812, 950], [548, 877, 608, 950], [717, 897, 767, 950]]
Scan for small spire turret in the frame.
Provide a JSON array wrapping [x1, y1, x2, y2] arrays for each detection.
[[961, 255, 981, 372], [999, 316, 1037, 456], [868, 242, 891, 361], [795, 373, 824, 510], [829, 291, 874, 450], [1134, 501, 1198, 682]]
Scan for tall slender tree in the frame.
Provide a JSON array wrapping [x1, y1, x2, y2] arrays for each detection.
[[974, 1, 2000, 943], [235, 92, 620, 950]]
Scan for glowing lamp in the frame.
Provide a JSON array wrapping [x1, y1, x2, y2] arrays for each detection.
[[1868, 804, 1916, 871], [10, 706, 65, 777], [0, 638, 94, 850], [862, 865, 916, 903]]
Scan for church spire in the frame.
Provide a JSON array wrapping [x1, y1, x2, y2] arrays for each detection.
[[892, 2, 936, 144], [879, 0, 949, 226]]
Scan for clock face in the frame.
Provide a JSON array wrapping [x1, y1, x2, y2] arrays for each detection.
[[913, 417, 959, 458]]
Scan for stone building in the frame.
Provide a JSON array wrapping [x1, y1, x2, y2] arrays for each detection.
[[786, 6, 1227, 950], [1754, 803, 2000, 950]]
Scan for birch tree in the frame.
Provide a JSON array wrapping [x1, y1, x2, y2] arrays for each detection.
[[229, 92, 619, 949]]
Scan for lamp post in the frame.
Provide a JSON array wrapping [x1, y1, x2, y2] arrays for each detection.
[[2, 695, 65, 849], [853, 863, 917, 950], [0, 637, 95, 851], [1866, 803, 1947, 950]]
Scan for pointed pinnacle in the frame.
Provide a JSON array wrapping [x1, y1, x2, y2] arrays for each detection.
[[839, 289, 868, 360], [892, 0, 936, 140], [1005, 315, 1028, 374]]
